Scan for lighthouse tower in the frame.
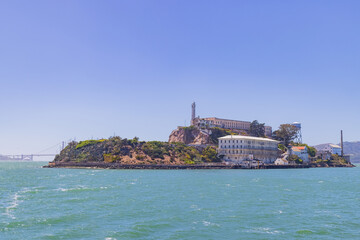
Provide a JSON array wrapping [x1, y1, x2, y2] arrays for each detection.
[[191, 102, 196, 125]]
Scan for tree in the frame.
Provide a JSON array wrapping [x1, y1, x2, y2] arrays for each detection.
[[273, 124, 298, 146], [289, 154, 303, 164], [307, 145, 316, 157], [201, 146, 220, 162], [249, 120, 265, 137]]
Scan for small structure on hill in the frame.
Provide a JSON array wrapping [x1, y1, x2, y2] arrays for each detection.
[[291, 146, 309, 162], [274, 158, 289, 165]]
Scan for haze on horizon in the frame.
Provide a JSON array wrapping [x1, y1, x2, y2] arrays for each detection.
[[0, 0, 359, 155]]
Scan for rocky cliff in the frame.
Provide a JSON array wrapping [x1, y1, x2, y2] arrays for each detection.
[[168, 126, 211, 145], [168, 126, 239, 145]]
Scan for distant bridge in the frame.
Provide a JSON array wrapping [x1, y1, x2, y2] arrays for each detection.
[[0, 154, 57, 161], [0, 140, 72, 161]]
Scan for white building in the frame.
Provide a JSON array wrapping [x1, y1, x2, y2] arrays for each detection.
[[314, 143, 342, 155], [217, 135, 279, 163], [291, 146, 309, 162], [241, 159, 265, 168], [274, 158, 289, 165], [193, 117, 273, 137]]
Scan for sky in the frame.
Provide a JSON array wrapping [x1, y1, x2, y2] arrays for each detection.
[[0, 0, 359, 155]]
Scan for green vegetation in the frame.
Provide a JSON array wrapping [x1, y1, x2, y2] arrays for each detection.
[[273, 124, 298, 146], [182, 125, 197, 131], [142, 141, 169, 159], [76, 139, 106, 149], [103, 154, 121, 163], [56, 137, 222, 165], [210, 127, 236, 144], [201, 146, 220, 162], [292, 143, 317, 157], [278, 144, 286, 153], [249, 120, 265, 137], [289, 154, 303, 164], [313, 154, 349, 166]]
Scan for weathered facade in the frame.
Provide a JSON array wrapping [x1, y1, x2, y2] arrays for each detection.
[[217, 135, 279, 163], [193, 117, 272, 137]]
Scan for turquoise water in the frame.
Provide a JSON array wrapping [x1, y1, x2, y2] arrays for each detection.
[[0, 162, 359, 239]]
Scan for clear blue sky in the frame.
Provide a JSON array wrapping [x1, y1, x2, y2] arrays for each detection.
[[1, 0, 359, 155]]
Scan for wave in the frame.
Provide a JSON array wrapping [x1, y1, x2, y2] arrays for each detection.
[[3, 187, 38, 219], [55, 186, 108, 192]]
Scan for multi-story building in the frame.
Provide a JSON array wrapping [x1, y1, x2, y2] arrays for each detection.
[[314, 143, 342, 155], [217, 135, 279, 163], [193, 117, 273, 137]]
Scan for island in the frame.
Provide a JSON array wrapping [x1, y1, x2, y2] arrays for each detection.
[[45, 102, 355, 169], [45, 126, 354, 169]]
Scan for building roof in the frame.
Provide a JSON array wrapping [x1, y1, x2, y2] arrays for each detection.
[[275, 158, 288, 163], [314, 143, 341, 151], [292, 146, 306, 151], [218, 135, 279, 143], [203, 117, 251, 123]]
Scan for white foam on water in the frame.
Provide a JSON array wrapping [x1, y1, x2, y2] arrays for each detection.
[[246, 227, 284, 235], [3, 188, 34, 219], [4, 193, 20, 219], [202, 221, 220, 227], [192, 220, 220, 227], [190, 204, 201, 211], [55, 185, 108, 192], [55, 185, 87, 192]]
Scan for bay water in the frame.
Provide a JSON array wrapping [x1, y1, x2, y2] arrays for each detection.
[[1, 162, 359, 239]]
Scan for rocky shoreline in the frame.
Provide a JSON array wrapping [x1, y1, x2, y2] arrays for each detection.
[[44, 162, 355, 170]]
